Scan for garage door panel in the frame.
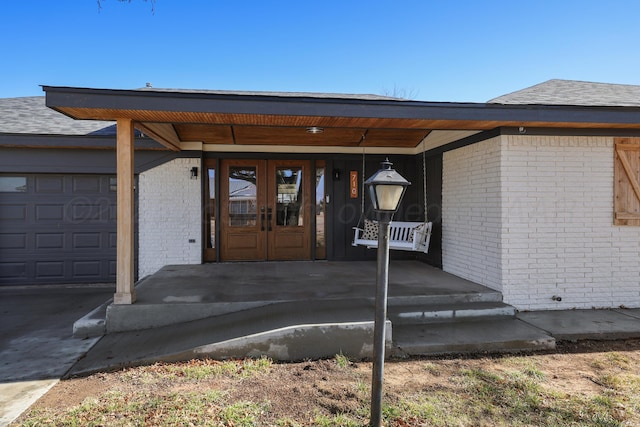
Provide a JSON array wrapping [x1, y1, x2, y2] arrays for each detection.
[[71, 203, 100, 222], [109, 260, 117, 276], [0, 233, 26, 249], [72, 260, 102, 277], [0, 204, 26, 220], [35, 261, 64, 279], [69, 201, 114, 223], [0, 262, 27, 279], [35, 176, 64, 193], [109, 204, 117, 220], [109, 232, 117, 248], [73, 232, 102, 249], [35, 204, 64, 220], [36, 233, 65, 249], [0, 173, 119, 285], [72, 176, 102, 193]]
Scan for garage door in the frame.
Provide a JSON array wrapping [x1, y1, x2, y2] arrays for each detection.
[[0, 174, 117, 285]]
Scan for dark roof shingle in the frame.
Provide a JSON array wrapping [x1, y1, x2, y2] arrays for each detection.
[[488, 79, 640, 107], [0, 96, 114, 135]]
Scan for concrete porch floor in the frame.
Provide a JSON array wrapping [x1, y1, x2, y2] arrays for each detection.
[[100, 260, 503, 333], [135, 260, 496, 304]]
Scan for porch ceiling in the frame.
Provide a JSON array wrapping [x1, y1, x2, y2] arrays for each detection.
[[43, 86, 640, 153]]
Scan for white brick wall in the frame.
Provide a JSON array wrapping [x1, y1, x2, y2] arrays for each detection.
[[442, 137, 503, 292], [138, 158, 202, 278], [501, 135, 640, 310], [443, 135, 640, 311]]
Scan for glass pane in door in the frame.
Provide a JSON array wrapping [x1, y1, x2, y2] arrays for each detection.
[[228, 167, 257, 227], [206, 168, 216, 249], [275, 167, 303, 226], [315, 165, 326, 259]]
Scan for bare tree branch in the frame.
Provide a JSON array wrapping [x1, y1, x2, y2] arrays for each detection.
[[381, 85, 419, 100], [97, 0, 156, 13]]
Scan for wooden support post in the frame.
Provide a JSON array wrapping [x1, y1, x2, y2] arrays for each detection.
[[114, 118, 136, 304]]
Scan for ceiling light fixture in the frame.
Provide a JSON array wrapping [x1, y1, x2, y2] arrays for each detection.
[[306, 126, 324, 134]]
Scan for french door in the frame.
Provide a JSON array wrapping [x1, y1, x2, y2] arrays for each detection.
[[219, 159, 311, 261]]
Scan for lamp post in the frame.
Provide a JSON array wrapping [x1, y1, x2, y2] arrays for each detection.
[[365, 159, 410, 427]]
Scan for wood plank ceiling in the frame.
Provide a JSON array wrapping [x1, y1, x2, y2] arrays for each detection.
[[53, 106, 504, 149]]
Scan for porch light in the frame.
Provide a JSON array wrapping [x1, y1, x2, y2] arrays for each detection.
[[306, 126, 324, 134], [365, 158, 410, 215], [365, 158, 410, 427]]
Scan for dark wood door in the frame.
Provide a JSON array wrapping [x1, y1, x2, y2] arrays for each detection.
[[219, 159, 311, 261], [267, 160, 311, 260], [220, 159, 266, 261]]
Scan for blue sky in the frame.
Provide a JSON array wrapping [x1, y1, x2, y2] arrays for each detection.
[[2, 0, 640, 101]]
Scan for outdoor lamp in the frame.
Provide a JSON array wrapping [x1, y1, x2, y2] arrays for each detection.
[[365, 158, 410, 427], [365, 159, 410, 217]]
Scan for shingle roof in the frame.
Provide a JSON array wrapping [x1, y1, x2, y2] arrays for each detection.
[[0, 96, 115, 135], [488, 79, 640, 107], [137, 87, 405, 101]]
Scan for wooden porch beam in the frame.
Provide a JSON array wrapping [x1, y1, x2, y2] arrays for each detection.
[[135, 122, 182, 151], [114, 118, 136, 304]]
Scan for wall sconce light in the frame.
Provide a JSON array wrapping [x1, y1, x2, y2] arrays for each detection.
[[190, 167, 198, 180]]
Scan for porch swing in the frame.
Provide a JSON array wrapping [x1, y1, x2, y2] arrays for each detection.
[[351, 150, 432, 253]]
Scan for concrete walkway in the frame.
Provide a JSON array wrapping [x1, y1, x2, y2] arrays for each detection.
[[66, 306, 640, 379], [0, 285, 113, 427]]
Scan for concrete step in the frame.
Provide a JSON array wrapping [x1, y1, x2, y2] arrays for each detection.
[[98, 288, 504, 334], [388, 301, 516, 325], [388, 289, 503, 306], [393, 318, 556, 356]]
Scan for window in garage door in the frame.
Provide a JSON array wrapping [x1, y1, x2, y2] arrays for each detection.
[[0, 176, 27, 192]]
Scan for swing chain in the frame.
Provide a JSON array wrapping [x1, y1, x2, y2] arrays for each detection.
[[361, 147, 366, 217], [423, 150, 428, 221]]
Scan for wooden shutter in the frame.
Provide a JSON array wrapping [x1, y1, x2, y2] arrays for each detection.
[[614, 138, 640, 226]]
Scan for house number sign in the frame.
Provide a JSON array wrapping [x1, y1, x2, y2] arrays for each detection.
[[350, 171, 358, 199]]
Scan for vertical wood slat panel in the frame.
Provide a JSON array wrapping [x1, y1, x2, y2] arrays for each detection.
[[614, 138, 640, 226]]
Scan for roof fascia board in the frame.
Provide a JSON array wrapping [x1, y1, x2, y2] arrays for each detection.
[[0, 133, 166, 150], [43, 85, 640, 126], [425, 129, 502, 157], [0, 147, 182, 174], [499, 126, 640, 137], [424, 126, 640, 157]]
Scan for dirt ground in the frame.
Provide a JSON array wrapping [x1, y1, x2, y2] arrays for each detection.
[[17, 339, 640, 425]]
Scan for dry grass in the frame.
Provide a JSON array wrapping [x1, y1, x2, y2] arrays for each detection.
[[13, 340, 640, 426]]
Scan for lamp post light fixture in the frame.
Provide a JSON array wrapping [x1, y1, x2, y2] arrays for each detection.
[[365, 158, 410, 427]]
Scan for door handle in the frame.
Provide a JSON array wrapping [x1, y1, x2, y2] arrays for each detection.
[[260, 207, 266, 231], [267, 207, 273, 231]]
